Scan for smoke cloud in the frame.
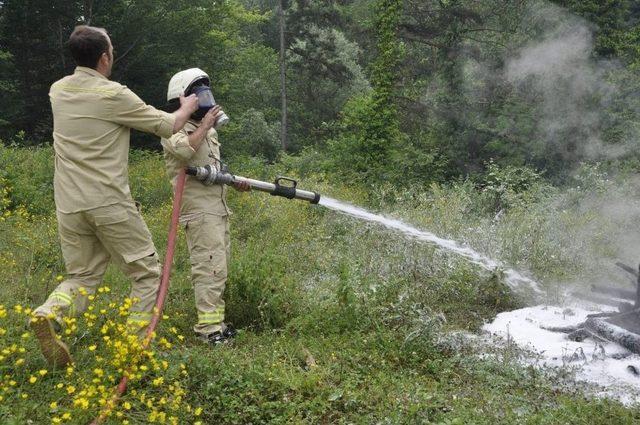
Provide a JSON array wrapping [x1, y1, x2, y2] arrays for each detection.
[[459, 2, 640, 293], [504, 2, 630, 161]]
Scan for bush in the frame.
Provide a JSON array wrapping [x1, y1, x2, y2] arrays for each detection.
[[129, 149, 173, 209], [226, 239, 301, 330], [0, 143, 54, 215], [220, 108, 281, 162], [478, 160, 547, 212]]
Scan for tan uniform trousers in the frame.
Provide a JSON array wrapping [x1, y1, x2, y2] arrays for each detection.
[[34, 202, 161, 328], [183, 213, 230, 335]]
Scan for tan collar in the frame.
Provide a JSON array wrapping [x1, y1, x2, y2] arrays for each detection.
[[185, 120, 199, 131], [75, 66, 108, 80]]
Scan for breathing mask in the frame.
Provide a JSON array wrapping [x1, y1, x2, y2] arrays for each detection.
[[189, 84, 230, 127], [166, 68, 230, 128]]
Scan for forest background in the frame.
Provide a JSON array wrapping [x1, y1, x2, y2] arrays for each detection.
[[2, 0, 639, 184]]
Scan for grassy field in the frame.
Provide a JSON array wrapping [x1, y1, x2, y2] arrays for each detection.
[[1, 145, 640, 424]]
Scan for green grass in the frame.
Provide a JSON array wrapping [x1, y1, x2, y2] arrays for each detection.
[[1, 146, 639, 423]]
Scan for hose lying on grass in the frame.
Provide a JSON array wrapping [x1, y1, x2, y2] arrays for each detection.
[[90, 169, 186, 425]]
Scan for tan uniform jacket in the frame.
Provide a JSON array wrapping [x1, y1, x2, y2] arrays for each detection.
[[50, 66, 176, 213], [161, 120, 230, 216]]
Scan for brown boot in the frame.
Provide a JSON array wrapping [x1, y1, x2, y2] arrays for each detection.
[[30, 316, 73, 367]]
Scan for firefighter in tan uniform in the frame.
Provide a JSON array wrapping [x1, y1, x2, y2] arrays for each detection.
[[161, 68, 249, 344], [30, 26, 199, 366]]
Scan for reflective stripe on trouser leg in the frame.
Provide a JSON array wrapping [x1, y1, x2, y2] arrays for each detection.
[[197, 307, 225, 325], [51, 291, 73, 306], [34, 289, 76, 325], [52, 291, 78, 317]]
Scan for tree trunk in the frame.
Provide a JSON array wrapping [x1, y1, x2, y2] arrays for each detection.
[[84, 0, 94, 25], [278, 0, 288, 152], [57, 17, 66, 72], [585, 316, 640, 354]]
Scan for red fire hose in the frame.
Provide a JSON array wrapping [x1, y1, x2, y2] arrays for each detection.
[[90, 169, 187, 425]]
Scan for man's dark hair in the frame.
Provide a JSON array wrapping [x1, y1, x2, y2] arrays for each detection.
[[67, 26, 110, 69]]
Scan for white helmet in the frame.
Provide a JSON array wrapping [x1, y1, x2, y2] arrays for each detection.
[[167, 68, 210, 102]]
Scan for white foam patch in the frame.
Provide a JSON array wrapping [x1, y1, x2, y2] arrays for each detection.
[[483, 304, 640, 405]]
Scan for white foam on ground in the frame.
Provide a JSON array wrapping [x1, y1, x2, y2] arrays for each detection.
[[483, 304, 640, 405]]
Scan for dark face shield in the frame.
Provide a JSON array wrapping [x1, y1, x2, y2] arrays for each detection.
[[193, 85, 216, 109], [191, 85, 216, 120], [190, 85, 230, 127]]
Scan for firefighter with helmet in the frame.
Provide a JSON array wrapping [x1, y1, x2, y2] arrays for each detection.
[[162, 68, 250, 344]]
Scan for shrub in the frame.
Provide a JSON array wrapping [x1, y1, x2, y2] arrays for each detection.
[[0, 143, 54, 215]]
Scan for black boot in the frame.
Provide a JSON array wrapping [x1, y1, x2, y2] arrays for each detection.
[[222, 323, 237, 339], [198, 323, 237, 345]]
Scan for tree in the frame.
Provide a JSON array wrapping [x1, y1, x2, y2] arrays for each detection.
[[278, 0, 288, 151], [327, 0, 403, 183], [0, 0, 80, 141]]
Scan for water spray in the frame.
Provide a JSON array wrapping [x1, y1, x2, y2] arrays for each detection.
[[186, 165, 321, 204]]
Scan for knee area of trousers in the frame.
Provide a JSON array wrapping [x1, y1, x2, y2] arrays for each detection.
[[190, 252, 227, 278], [127, 253, 161, 280]]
